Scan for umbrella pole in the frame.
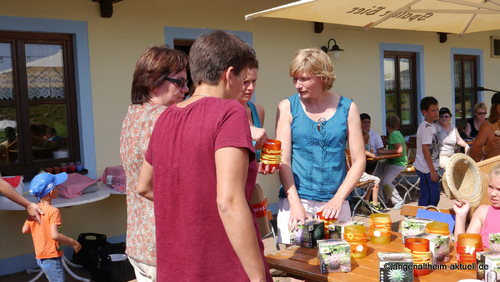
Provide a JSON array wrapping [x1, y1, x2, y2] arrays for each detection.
[[363, 0, 423, 31], [460, 13, 476, 36]]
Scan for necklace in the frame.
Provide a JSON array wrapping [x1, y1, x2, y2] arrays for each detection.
[[192, 94, 210, 98]]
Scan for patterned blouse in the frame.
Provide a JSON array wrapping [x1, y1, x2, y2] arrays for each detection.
[[120, 103, 166, 265]]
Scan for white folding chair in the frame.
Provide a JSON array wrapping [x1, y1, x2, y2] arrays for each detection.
[[28, 255, 90, 282], [393, 137, 421, 203], [261, 198, 280, 250], [346, 149, 387, 220]]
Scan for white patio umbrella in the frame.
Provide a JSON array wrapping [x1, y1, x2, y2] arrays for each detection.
[[0, 119, 16, 131], [245, 0, 500, 36]]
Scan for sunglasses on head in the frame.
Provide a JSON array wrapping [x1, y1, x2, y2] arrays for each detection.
[[165, 77, 188, 88]]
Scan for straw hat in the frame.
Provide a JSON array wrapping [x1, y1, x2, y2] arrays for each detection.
[[442, 153, 483, 208]]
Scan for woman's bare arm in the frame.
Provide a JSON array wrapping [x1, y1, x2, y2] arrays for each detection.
[[0, 177, 42, 224], [137, 160, 154, 201], [276, 99, 311, 228]]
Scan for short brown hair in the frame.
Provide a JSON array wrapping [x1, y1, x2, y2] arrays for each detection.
[[131, 45, 188, 104], [189, 30, 256, 86], [289, 48, 336, 91], [386, 115, 400, 130], [420, 96, 438, 112]]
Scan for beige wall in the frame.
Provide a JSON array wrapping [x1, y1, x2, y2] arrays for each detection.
[[1, 0, 500, 269]]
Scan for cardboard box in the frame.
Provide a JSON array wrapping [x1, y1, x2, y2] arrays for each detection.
[[401, 217, 434, 243], [328, 220, 364, 240], [290, 219, 324, 248], [379, 252, 414, 282], [476, 251, 500, 282], [412, 233, 450, 264], [490, 234, 500, 252], [317, 239, 351, 273], [249, 183, 271, 237]]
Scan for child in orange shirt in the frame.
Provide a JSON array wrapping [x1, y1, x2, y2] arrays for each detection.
[[22, 172, 81, 281]]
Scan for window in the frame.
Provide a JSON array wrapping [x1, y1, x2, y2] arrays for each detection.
[[0, 31, 80, 176], [454, 55, 478, 128], [173, 39, 194, 96], [384, 51, 418, 135], [491, 36, 500, 58]]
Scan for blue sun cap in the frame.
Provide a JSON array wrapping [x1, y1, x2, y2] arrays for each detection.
[[29, 172, 68, 200]]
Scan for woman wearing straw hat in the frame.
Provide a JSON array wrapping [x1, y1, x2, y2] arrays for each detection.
[[436, 107, 469, 169], [453, 163, 500, 248], [470, 93, 500, 162]]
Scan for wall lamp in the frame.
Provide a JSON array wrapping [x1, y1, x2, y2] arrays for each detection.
[[321, 38, 344, 60], [477, 86, 500, 92], [477, 87, 500, 104]]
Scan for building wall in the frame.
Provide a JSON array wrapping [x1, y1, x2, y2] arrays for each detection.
[[0, 0, 499, 274]]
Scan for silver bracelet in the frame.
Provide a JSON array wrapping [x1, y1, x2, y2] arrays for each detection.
[[482, 145, 487, 155]]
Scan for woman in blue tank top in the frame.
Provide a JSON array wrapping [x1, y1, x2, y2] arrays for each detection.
[[238, 62, 267, 163], [275, 48, 366, 244]]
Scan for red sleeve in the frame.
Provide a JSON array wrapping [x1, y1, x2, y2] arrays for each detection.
[[214, 100, 255, 162]]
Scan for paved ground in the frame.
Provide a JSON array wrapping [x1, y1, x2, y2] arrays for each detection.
[[1, 185, 456, 282]]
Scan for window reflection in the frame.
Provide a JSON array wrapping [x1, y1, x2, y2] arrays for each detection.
[[25, 45, 65, 100], [0, 31, 79, 176], [0, 43, 14, 101], [0, 124, 17, 163], [30, 104, 69, 160]]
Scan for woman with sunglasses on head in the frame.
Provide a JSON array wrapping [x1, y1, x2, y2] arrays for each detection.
[[470, 93, 500, 162], [464, 102, 487, 140], [436, 107, 469, 169], [275, 48, 365, 244], [137, 31, 271, 281], [120, 45, 189, 281]]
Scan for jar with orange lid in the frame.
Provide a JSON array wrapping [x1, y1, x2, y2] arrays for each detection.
[[457, 233, 483, 266], [261, 139, 282, 169], [405, 238, 431, 276]]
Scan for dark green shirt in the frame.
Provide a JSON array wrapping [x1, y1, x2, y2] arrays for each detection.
[[387, 130, 407, 167]]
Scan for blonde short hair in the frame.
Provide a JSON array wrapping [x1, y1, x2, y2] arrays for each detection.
[[362, 129, 370, 143], [489, 163, 500, 181], [474, 102, 487, 113], [289, 48, 336, 91]]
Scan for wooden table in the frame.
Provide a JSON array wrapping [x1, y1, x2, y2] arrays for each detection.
[[367, 153, 403, 175], [266, 232, 477, 281], [366, 153, 404, 162]]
